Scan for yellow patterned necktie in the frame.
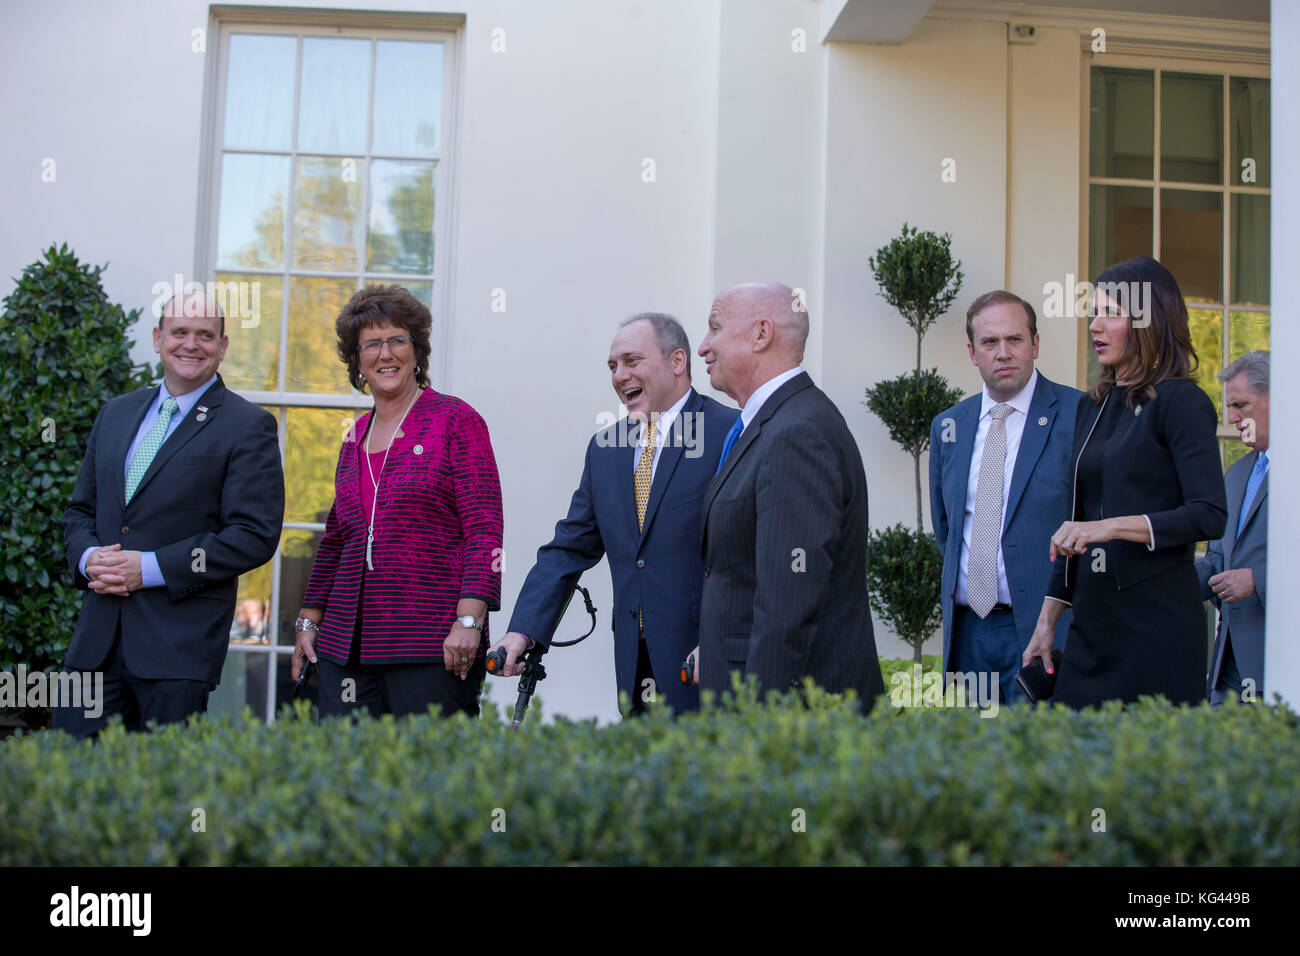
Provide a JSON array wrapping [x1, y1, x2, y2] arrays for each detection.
[[634, 418, 657, 531], [634, 418, 657, 634]]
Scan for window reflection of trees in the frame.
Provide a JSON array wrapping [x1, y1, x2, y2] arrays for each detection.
[[226, 160, 435, 280], [368, 161, 435, 274], [221, 159, 435, 398]]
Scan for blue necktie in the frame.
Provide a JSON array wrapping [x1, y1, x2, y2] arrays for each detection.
[[716, 417, 745, 475], [1237, 453, 1268, 537]]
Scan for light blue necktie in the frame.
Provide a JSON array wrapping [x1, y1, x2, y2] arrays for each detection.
[[1237, 453, 1268, 537], [125, 396, 179, 503], [715, 417, 745, 475]]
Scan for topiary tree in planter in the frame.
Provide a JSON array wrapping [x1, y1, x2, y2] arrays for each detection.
[[864, 224, 964, 662], [0, 244, 154, 724]]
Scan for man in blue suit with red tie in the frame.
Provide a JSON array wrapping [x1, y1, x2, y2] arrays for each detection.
[[929, 291, 1079, 704], [490, 313, 737, 715]]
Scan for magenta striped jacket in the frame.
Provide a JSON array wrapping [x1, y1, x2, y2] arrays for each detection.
[[301, 388, 503, 664]]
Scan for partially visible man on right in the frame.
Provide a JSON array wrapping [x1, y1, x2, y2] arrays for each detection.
[[1197, 350, 1270, 704]]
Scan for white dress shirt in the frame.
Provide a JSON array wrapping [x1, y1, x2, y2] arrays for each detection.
[[741, 366, 805, 427], [955, 368, 1038, 607], [632, 388, 692, 483]]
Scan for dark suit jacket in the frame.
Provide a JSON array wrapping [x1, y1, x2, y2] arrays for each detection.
[[698, 372, 884, 712], [62, 374, 285, 684], [508, 388, 737, 713], [1047, 379, 1227, 602], [929, 372, 1079, 672], [1196, 448, 1267, 694]]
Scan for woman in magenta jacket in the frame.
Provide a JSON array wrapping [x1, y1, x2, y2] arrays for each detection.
[[291, 285, 503, 717]]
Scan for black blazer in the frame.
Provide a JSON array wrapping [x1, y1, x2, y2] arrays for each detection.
[[1047, 378, 1227, 602], [62, 375, 285, 683], [698, 372, 885, 712]]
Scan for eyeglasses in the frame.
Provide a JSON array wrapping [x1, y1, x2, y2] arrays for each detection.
[[357, 335, 412, 355]]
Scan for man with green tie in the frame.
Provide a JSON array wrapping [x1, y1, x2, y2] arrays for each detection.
[[54, 290, 284, 736]]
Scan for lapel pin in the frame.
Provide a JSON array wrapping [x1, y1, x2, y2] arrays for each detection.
[[196, 404, 209, 422], [1038, 416, 1047, 426], [413, 444, 423, 455], [1134, 404, 1142, 416]]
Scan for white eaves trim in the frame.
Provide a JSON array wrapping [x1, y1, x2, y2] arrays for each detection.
[[930, 0, 1269, 63]]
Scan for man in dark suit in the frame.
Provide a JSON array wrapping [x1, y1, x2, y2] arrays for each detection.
[[929, 291, 1079, 704], [490, 313, 737, 715], [689, 282, 884, 712], [1197, 350, 1269, 704], [55, 290, 284, 736]]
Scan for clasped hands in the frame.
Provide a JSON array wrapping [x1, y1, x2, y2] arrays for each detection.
[[85, 543, 144, 596]]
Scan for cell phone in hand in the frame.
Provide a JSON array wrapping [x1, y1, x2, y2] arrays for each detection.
[[1015, 650, 1063, 703], [293, 659, 316, 700]]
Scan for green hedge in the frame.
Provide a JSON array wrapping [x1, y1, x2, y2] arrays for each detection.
[[3, 680, 1297, 865], [0, 244, 153, 676]]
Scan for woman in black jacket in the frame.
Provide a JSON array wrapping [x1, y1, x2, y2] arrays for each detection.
[[1024, 257, 1227, 707]]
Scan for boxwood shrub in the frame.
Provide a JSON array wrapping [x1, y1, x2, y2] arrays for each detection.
[[3, 679, 1296, 866], [0, 244, 153, 680]]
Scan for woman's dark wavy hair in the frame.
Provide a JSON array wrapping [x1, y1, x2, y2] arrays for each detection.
[[335, 284, 432, 393], [1089, 256, 1198, 406]]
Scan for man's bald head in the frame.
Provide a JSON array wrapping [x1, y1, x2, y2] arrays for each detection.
[[711, 282, 808, 361], [699, 281, 808, 407]]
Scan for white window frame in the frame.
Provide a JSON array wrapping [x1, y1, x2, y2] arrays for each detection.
[[1077, 50, 1271, 446]]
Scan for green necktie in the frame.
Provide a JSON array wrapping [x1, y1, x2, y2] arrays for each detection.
[[125, 396, 179, 503]]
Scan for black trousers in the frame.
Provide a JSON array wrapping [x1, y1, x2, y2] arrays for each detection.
[[52, 625, 211, 738], [316, 618, 484, 719], [627, 638, 657, 717]]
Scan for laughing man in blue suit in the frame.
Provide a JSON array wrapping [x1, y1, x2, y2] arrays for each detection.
[[929, 291, 1079, 704], [490, 313, 737, 715]]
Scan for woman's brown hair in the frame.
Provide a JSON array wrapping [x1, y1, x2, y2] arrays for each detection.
[[1088, 256, 1198, 406], [334, 284, 432, 392]]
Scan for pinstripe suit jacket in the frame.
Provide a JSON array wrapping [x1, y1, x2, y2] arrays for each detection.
[[698, 372, 884, 712]]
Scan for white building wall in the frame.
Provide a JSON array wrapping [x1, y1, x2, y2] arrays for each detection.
[[1006, 25, 1082, 388], [1267, 2, 1297, 706], [710, 0, 827, 380], [821, 16, 1012, 659], [1, 0, 219, 352]]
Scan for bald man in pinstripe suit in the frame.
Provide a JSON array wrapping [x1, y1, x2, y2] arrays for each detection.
[[688, 283, 884, 713]]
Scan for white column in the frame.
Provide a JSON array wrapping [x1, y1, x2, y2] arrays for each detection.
[[1266, 3, 1298, 706]]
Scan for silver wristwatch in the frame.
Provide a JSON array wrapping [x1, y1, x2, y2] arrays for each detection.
[[294, 617, 320, 633], [456, 614, 484, 632]]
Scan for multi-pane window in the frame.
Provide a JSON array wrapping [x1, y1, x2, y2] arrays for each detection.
[[203, 24, 454, 722], [1087, 63, 1269, 468]]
